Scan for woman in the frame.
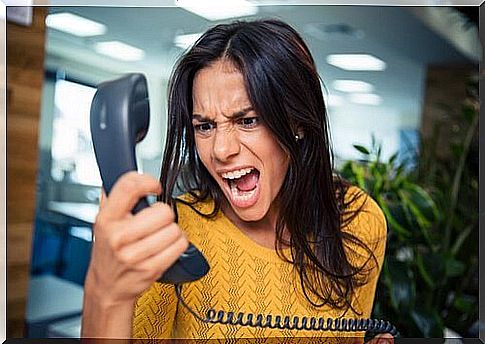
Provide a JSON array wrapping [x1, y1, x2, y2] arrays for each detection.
[[82, 19, 389, 341]]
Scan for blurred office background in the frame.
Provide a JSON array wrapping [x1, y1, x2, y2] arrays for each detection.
[[6, 3, 480, 339]]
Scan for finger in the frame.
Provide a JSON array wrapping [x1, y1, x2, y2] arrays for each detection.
[[104, 172, 162, 220], [371, 334, 394, 344], [99, 188, 107, 210], [113, 202, 176, 247], [117, 223, 183, 265], [92, 189, 107, 239], [136, 235, 189, 275]]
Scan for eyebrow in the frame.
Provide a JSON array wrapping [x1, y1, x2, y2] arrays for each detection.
[[192, 106, 254, 122]]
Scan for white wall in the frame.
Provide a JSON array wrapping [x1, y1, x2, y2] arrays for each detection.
[[321, 49, 427, 164], [41, 50, 170, 179]]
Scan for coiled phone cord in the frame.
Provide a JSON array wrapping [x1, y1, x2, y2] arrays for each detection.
[[175, 284, 399, 339]]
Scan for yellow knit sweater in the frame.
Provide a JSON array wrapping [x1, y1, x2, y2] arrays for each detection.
[[132, 187, 387, 340]]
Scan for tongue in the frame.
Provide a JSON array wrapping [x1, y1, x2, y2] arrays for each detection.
[[235, 170, 259, 191]]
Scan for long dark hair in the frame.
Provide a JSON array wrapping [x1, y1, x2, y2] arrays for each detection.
[[160, 19, 376, 314]]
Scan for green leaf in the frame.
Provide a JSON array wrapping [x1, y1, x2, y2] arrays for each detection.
[[397, 189, 432, 245], [403, 183, 439, 223], [391, 201, 417, 231], [451, 224, 474, 256], [445, 257, 465, 278], [453, 294, 477, 314], [373, 173, 383, 194], [416, 253, 436, 289], [350, 163, 366, 190], [339, 162, 354, 181], [388, 152, 398, 165], [416, 252, 446, 289], [353, 144, 370, 155], [385, 258, 415, 312], [371, 135, 377, 150], [377, 195, 411, 238]]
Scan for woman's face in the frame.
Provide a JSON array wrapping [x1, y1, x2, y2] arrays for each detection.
[[192, 59, 290, 222]]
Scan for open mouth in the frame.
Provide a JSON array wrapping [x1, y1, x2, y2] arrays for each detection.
[[221, 167, 261, 208]]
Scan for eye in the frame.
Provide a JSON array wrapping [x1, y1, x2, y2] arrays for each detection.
[[237, 117, 259, 129], [193, 122, 215, 135]]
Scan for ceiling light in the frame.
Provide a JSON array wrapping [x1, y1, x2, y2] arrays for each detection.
[[350, 93, 382, 106], [326, 54, 386, 71], [174, 32, 203, 50], [332, 80, 374, 93], [94, 41, 145, 62], [176, 0, 258, 21], [46, 12, 106, 37]]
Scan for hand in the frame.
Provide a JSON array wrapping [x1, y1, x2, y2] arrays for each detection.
[[84, 171, 189, 307], [366, 333, 394, 344]]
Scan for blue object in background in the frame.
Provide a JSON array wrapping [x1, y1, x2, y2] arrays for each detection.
[[61, 228, 92, 285], [31, 217, 64, 276], [31, 216, 92, 286], [398, 129, 420, 170]]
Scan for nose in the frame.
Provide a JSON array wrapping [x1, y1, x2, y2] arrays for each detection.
[[212, 126, 240, 162]]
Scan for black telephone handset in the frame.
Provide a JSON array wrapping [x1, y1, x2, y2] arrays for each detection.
[[90, 73, 399, 340], [90, 73, 210, 284]]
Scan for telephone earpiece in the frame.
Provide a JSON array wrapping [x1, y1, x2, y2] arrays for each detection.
[[90, 73, 210, 283]]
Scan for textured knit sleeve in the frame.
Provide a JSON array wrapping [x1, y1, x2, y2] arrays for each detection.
[[342, 187, 387, 319], [131, 197, 202, 339], [132, 282, 178, 339]]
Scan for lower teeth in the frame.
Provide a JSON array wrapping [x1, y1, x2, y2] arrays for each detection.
[[230, 185, 256, 201]]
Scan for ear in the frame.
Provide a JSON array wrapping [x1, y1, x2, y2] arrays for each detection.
[[295, 128, 305, 141]]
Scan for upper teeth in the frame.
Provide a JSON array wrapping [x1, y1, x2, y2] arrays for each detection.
[[222, 168, 253, 180]]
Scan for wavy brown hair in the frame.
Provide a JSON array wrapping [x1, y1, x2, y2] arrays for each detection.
[[159, 19, 377, 315]]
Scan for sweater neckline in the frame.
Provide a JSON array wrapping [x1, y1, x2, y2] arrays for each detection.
[[215, 208, 292, 263]]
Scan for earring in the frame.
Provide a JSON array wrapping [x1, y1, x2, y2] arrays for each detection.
[[295, 134, 300, 141]]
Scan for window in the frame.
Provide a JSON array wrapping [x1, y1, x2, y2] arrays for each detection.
[[50, 79, 101, 186]]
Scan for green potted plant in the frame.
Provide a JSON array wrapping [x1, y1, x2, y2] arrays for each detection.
[[339, 86, 478, 337]]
